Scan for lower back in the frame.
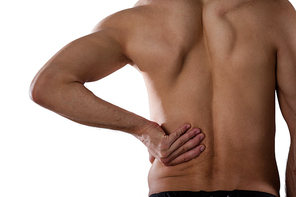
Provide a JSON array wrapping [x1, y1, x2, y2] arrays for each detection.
[[147, 80, 280, 195], [148, 123, 280, 196]]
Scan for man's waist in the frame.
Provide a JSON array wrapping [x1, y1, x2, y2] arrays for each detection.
[[148, 152, 280, 196]]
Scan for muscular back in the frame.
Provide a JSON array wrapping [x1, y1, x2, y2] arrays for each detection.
[[98, 0, 284, 195], [103, 0, 281, 194]]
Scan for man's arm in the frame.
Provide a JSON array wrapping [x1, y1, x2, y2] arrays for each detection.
[[30, 12, 205, 166], [276, 2, 296, 196], [30, 29, 145, 132]]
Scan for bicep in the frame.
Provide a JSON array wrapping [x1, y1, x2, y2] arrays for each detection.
[[39, 29, 130, 84]]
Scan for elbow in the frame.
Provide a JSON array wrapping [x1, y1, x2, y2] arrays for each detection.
[[30, 65, 77, 108], [29, 72, 54, 107], [29, 81, 42, 105], [29, 76, 46, 106]]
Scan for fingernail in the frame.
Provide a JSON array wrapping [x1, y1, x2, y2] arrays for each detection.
[[186, 124, 191, 129], [199, 134, 204, 140], [195, 129, 201, 134], [200, 145, 205, 152]]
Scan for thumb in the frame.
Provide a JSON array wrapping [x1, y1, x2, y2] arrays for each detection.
[[149, 152, 155, 164]]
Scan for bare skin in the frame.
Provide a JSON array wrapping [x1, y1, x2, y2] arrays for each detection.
[[30, 0, 296, 196]]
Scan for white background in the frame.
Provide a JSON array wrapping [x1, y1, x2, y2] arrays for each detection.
[[0, 0, 293, 197]]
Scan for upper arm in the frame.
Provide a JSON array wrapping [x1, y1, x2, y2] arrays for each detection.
[[38, 29, 130, 84], [276, 1, 296, 137], [30, 12, 135, 107], [30, 11, 134, 102], [32, 7, 137, 88]]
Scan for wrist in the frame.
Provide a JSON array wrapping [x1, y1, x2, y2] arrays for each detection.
[[134, 121, 165, 149], [133, 120, 159, 141]]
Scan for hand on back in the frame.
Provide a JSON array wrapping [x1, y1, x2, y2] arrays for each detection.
[[138, 122, 205, 166]]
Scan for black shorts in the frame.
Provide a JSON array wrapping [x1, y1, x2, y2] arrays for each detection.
[[149, 190, 277, 197]]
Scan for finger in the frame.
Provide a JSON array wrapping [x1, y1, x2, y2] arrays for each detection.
[[157, 124, 192, 159], [167, 133, 205, 162], [169, 128, 201, 153], [166, 144, 206, 166], [167, 124, 191, 145], [149, 152, 155, 164]]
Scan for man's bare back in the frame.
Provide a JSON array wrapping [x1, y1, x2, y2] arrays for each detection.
[[30, 0, 296, 196]]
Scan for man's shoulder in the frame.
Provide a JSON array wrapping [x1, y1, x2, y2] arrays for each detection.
[[92, 4, 164, 33], [270, 0, 296, 48], [271, 0, 296, 27], [92, 3, 188, 51]]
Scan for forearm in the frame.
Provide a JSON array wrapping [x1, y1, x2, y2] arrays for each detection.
[[286, 164, 296, 197], [31, 79, 152, 136], [287, 141, 296, 197]]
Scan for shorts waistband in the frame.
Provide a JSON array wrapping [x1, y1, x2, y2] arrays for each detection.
[[149, 190, 277, 197]]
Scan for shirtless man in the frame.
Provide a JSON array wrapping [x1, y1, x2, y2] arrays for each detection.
[[30, 0, 296, 196]]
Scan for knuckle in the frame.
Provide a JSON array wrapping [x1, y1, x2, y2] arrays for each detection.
[[176, 127, 187, 137], [179, 138, 187, 146], [175, 131, 182, 138], [185, 132, 195, 140], [180, 146, 187, 154], [183, 156, 191, 162]]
